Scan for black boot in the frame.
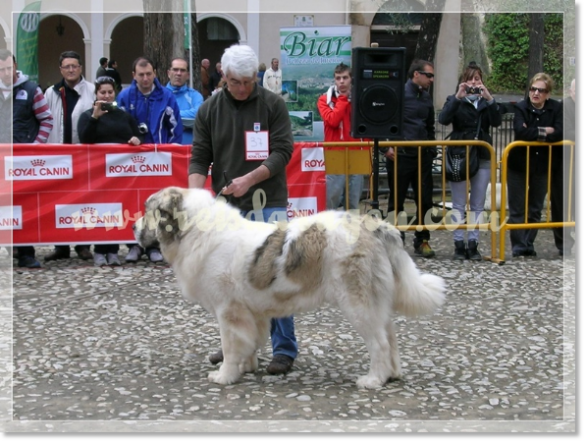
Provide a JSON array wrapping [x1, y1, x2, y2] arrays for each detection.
[[467, 240, 482, 261], [453, 240, 467, 260]]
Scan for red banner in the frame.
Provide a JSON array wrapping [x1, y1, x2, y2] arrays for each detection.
[[0, 143, 326, 245]]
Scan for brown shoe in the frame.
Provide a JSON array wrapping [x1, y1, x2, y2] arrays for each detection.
[[76, 248, 93, 260], [266, 355, 294, 375], [209, 350, 224, 365], [44, 247, 70, 262]]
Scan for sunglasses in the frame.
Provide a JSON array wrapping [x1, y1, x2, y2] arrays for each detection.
[[418, 71, 434, 78], [529, 86, 548, 94]]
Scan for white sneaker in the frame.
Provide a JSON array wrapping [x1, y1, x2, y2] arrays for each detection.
[[93, 253, 107, 266], [107, 253, 121, 266], [125, 245, 143, 262], [148, 249, 164, 263]]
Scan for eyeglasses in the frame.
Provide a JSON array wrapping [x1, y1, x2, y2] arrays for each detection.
[[61, 64, 81, 71], [418, 71, 434, 78], [529, 86, 548, 94]]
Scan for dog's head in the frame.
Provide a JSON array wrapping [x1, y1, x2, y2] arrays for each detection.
[[134, 186, 215, 250]]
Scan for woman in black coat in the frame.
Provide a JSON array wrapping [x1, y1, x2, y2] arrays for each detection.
[[78, 76, 143, 266], [438, 62, 502, 260], [508, 72, 563, 258]]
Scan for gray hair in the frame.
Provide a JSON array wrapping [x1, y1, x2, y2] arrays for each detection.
[[221, 44, 258, 79]]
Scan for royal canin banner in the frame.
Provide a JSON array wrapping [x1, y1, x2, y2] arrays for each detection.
[[0, 143, 326, 245]]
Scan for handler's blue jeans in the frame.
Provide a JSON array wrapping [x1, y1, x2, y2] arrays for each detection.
[[242, 207, 298, 360]]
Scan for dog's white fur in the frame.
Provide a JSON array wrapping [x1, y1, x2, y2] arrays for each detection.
[[135, 187, 445, 389]]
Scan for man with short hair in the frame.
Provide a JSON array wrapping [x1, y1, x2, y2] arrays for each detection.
[[166, 57, 203, 144], [44, 50, 95, 261], [382, 59, 437, 258], [200, 58, 210, 99], [105, 60, 122, 93], [263, 58, 282, 95], [0, 49, 54, 268], [117, 56, 182, 263], [189, 44, 298, 376], [96, 57, 108, 78], [317, 62, 364, 210]]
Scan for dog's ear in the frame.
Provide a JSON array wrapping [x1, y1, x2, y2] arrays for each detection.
[[144, 187, 186, 242]]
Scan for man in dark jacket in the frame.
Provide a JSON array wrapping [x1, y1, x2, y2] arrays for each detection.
[[0, 49, 54, 268], [382, 59, 436, 257]]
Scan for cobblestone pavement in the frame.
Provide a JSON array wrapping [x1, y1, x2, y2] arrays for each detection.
[[0, 221, 576, 433]]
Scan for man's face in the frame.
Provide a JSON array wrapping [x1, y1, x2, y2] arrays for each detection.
[[413, 65, 435, 90], [334, 70, 351, 95], [168, 59, 189, 87], [202, 59, 210, 69], [271, 59, 279, 71], [59, 57, 83, 84], [225, 72, 256, 101], [0, 57, 14, 86], [133, 63, 156, 93], [216, 63, 222, 73]]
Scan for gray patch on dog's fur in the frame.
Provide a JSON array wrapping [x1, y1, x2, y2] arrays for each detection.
[[284, 223, 327, 290], [248, 229, 287, 289]]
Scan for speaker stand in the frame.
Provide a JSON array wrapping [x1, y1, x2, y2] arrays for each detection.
[[370, 138, 384, 218]]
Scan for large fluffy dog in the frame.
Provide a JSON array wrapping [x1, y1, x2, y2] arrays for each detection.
[[134, 187, 445, 389]]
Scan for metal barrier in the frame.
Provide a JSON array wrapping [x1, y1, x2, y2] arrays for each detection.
[[499, 140, 576, 263], [324, 140, 502, 262]]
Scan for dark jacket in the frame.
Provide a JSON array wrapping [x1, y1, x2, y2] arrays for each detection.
[[78, 107, 142, 144], [10, 79, 41, 143], [438, 95, 502, 160], [509, 97, 563, 173], [398, 79, 435, 156], [189, 84, 293, 211]]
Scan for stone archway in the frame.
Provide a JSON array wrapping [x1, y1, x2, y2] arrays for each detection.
[[109, 16, 144, 86], [38, 14, 86, 90], [196, 15, 242, 68]]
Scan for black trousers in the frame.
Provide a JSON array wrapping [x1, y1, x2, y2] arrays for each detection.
[[385, 151, 435, 245]]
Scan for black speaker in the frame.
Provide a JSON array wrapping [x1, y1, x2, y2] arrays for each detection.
[[351, 47, 406, 139]]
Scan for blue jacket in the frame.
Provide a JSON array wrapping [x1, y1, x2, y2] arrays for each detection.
[[165, 82, 204, 144], [117, 78, 182, 144]]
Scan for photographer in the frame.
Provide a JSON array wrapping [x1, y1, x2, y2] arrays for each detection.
[[438, 61, 501, 260], [78, 76, 143, 266]]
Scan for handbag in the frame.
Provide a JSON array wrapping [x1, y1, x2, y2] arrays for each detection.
[[444, 118, 482, 182]]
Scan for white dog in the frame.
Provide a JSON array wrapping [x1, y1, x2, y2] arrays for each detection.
[[134, 187, 445, 389]]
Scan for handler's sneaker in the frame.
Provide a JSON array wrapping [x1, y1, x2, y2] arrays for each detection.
[[209, 350, 224, 365], [415, 240, 435, 258], [266, 355, 294, 375]]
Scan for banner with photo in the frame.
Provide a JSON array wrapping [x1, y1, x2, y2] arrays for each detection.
[[280, 26, 352, 142], [15, 1, 42, 84]]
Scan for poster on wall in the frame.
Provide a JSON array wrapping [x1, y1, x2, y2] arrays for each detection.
[[280, 26, 352, 141]]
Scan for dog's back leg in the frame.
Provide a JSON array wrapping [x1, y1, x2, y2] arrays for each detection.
[[336, 287, 395, 390], [208, 304, 261, 385]]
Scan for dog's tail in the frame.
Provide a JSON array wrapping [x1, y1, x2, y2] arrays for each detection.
[[377, 226, 446, 317]]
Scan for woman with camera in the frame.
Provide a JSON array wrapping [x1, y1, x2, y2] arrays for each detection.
[[78, 76, 143, 266], [438, 61, 502, 260]]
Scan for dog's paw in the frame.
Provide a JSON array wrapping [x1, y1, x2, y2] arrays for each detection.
[[239, 355, 258, 373], [356, 374, 385, 390], [208, 369, 240, 385]]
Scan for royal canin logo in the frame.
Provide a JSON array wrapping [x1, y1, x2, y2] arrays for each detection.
[[30, 159, 46, 167]]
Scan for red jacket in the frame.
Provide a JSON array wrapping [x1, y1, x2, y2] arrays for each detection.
[[317, 88, 362, 143]]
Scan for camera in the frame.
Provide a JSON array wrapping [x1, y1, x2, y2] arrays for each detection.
[[100, 101, 117, 112], [138, 123, 149, 134], [466, 86, 482, 95]]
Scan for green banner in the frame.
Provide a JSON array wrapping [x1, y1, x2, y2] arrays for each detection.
[[15, 1, 42, 83]]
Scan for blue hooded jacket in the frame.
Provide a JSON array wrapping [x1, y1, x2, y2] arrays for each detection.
[[117, 77, 183, 144], [165, 82, 203, 144]]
